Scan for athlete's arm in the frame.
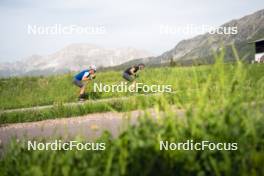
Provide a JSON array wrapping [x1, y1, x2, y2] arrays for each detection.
[[90, 73, 96, 79], [129, 67, 136, 75], [82, 72, 90, 81]]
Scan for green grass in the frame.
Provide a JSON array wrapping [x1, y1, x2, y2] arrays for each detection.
[[0, 94, 175, 124], [0, 50, 264, 175], [0, 62, 264, 124], [0, 64, 228, 110], [1, 63, 263, 110]]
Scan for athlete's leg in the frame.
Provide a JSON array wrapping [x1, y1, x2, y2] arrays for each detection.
[[80, 85, 86, 95], [129, 79, 137, 91]]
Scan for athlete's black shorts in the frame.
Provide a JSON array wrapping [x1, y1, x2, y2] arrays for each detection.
[[123, 72, 134, 82]]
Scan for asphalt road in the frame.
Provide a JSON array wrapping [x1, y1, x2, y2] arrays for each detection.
[[0, 108, 185, 151]]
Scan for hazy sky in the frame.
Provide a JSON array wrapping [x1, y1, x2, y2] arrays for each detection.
[[0, 0, 263, 62]]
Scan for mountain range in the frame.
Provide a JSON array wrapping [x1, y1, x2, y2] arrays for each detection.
[[0, 45, 152, 77], [0, 9, 263, 77], [121, 9, 264, 66]]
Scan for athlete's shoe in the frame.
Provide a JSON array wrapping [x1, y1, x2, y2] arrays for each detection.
[[78, 93, 86, 101], [78, 97, 86, 102]]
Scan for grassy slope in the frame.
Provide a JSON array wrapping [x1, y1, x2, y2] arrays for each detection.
[[0, 67, 208, 110], [1, 64, 263, 110], [0, 61, 264, 124]]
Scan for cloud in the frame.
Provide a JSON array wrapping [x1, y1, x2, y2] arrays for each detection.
[[0, 0, 263, 62]]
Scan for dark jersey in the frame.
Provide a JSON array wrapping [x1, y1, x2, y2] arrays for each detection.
[[124, 66, 139, 75]]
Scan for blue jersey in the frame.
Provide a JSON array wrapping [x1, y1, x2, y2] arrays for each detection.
[[75, 69, 90, 81]]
